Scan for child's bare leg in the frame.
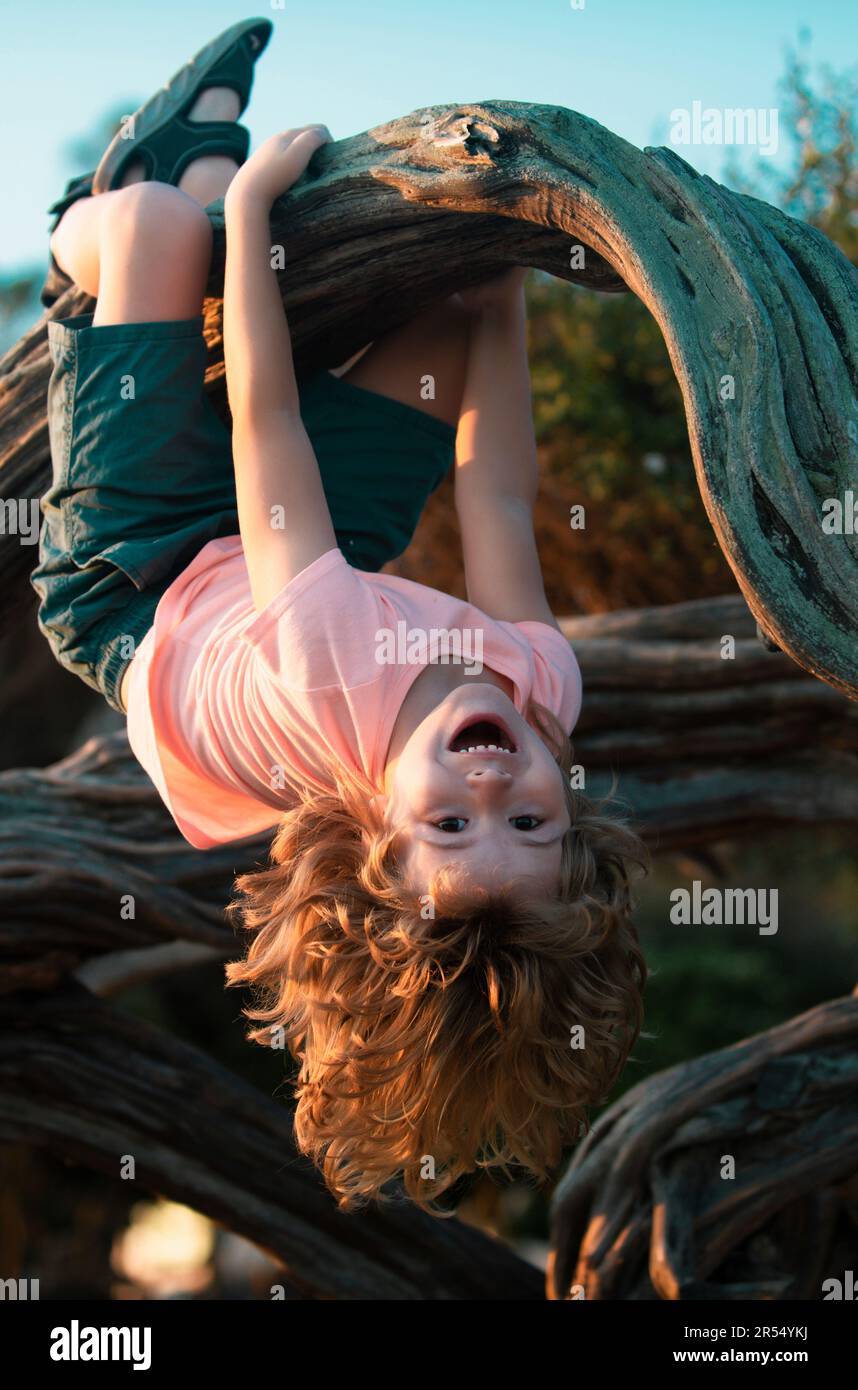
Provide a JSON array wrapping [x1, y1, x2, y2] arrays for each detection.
[[51, 184, 214, 326], [338, 295, 472, 429], [50, 86, 241, 322]]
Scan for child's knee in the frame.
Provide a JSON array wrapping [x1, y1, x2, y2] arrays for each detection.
[[106, 181, 212, 256]]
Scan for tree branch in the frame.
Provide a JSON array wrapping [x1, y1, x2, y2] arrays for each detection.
[[2, 102, 856, 694], [548, 991, 858, 1300], [0, 982, 542, 1300]]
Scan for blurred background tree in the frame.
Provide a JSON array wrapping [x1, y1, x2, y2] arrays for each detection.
[[726, 37, 858, 265]]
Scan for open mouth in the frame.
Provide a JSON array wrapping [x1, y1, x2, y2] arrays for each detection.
[[447, 718, 517, 755]]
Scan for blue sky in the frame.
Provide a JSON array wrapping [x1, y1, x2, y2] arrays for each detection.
[[0, 0, 855, 271]]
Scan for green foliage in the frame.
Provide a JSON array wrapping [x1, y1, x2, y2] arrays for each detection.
[[0, 271, 40, 322], [641, 937, 812, 1080], [526, 275, 734, 608], [724, 39, 858, 265], [627, 836, 858, 1082], [529, 278, 689, 500]]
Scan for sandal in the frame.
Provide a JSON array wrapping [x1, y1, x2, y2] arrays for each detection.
[[40, 17, 273, 308], [92, 16, 272, 193]]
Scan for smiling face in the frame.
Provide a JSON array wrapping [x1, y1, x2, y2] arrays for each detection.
[[383, 683, 571, 896]]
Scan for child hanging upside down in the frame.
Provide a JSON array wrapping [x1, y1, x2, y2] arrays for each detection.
[[32, 17, 646, 1210]]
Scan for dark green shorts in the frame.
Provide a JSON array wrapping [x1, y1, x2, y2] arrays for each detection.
[[31, 314, 455, 713]]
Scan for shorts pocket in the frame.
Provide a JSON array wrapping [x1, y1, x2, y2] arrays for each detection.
[[67, 541, 148, 591], [68, 512, 243, 595]]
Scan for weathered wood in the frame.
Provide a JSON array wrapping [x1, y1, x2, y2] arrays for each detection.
[[548, 991, 858, 1300], [2, 595, 857, 993], [564, 594, 858, 846], [0, 981, 543, 1301], [559, 594, 757, 642], [0, 731, 238, 993], [2, 102, 856, 696]]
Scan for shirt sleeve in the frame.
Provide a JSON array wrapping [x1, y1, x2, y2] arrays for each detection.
[[515, 621, 583, 733], [239, 547, 387, 692]]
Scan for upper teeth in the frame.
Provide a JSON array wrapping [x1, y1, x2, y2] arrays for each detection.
[[458, 744, 512, 753]]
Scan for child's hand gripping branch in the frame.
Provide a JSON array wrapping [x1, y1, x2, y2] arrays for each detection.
[[223, 126, 336, 611]]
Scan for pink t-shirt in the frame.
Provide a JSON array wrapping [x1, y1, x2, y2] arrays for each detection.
[[125, 537, 583, 850]]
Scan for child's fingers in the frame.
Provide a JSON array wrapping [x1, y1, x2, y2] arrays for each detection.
[[254, 127, 331, 161], [231, 125, 333, 201], [275, 128, 330, 184], [296, 126, 333, 158], [279, 124, 332, 149]]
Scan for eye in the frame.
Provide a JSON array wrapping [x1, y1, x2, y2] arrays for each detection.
[[510, 815, 543, 831], [434, 817, 468, 833]]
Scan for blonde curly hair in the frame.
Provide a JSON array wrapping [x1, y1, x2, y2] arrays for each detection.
[[225, 701, 647, 1211]]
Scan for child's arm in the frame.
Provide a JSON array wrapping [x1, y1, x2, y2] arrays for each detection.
[[454, 270, 559, 629], [222, 127, 337, 613]]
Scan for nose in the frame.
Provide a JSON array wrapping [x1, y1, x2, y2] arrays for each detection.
[[465, 765, 512, 790]]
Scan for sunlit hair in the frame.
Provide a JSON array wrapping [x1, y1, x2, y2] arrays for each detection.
[[226, 700, 647, 1211]]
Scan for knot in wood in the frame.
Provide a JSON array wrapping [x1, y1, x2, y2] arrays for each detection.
[[419, 112, 501, 162]]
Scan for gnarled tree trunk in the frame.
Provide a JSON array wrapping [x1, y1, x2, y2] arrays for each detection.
[[548, 990, 858, 1300]]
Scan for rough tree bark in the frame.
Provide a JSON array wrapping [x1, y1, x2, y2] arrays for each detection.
[[0, 982, 543, 1300], [2, 102, 857, 692], [548, 990, 858, 1301]]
